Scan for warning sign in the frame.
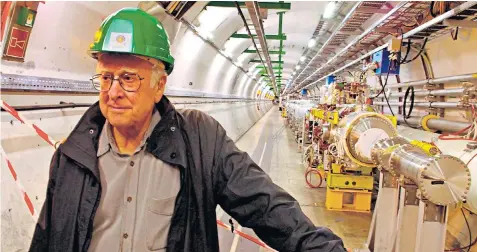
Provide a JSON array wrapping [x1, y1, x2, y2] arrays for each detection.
[[5, 26, 30, 58]]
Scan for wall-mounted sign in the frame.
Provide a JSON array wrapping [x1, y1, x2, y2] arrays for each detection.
[[5, 26, 30, 58], [17, 6, 36, 27]]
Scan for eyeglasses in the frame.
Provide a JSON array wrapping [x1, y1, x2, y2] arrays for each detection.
[[90, 72, 145, 92]]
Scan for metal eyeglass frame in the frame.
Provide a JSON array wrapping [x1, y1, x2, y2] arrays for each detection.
[[90, 73, 145, 92]]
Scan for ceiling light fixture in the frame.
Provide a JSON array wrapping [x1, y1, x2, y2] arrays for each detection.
[[296, 65, 301, 70], [300, 56, 306, 62], [307, 39, 316, 48], [323, 1, 337, 19]]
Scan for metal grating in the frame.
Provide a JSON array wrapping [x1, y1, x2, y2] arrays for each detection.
[[293, 1, 388, 84], [290, 1, 477, 92]]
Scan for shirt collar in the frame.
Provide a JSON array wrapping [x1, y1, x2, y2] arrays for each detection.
[[97, 108, 161, 157]]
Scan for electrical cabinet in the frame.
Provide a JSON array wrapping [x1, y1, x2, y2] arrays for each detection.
[[372, 48, 401, 75]]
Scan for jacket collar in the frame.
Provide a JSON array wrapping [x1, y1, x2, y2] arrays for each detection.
[[60, 95, 188, 180]]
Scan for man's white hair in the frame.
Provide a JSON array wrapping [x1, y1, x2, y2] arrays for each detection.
[[150, 65, 164, 88], [149, 59, 166, 88]]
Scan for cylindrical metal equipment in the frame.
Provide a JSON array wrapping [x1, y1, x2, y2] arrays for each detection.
[[372, 101, 475, 109], [389, 144, 471, 205], [397, 116, 471, 133], [388, 88, 465, 98], [387, 73, 477, 89], [371, 136, 410, 174], [333, 112, 398, 166]]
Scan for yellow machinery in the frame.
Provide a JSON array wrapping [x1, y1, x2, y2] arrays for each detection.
[[311, 107, 398, 212], [281, 107, 287, 118]]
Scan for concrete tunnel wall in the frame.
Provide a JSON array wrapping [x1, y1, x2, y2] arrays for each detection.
[[0, 2, 277, 250]]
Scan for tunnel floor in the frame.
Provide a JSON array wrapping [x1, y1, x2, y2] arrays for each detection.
[[216, 106, 372, 251]]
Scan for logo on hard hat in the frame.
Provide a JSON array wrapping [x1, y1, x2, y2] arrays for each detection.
[[116, 35, 126, 43]]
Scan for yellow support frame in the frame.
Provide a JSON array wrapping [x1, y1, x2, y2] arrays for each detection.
[[326, 188, 372, 212]]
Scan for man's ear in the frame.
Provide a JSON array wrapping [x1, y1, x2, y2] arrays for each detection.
[[154, 75, 167, 103]]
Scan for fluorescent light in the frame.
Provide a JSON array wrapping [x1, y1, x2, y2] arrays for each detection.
[[323, 1, 337, 19], [307, 39, 316, 48], [300, 56, 306, 62], [296, 65, 301, 70]]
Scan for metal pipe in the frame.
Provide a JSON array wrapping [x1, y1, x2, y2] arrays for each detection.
[[244, 1, 277, 93], [389, 144, 470, 205], [388, 73, 477, 89], [296, 1, 408, 88], [373, 101, 476, 109], [298, 1, 477, 91], [292, 1, 362, 85], [387, 88, 465, 98], [397, 116, 471, 132], [278, 12, 284, 93]]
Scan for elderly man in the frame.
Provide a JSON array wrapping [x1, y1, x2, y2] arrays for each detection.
[[29, 8, 346, 252]]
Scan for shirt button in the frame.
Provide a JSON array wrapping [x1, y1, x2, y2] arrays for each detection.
[[170, 126, 175, 132], [123, 233, 128, 239], [89, 129, 94, 134], [130, 161, 134, 166], [170, 152, 176, 159], [127, 196, 132, 202]]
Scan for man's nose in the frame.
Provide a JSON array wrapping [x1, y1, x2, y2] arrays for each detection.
[[108, 79, 124, 99]]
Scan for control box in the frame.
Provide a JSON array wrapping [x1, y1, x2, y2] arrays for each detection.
[[372, 48, 400, 75], [326, 75, 336, 85]]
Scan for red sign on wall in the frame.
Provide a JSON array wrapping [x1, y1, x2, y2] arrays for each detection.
[[5, 26, 30, 58]]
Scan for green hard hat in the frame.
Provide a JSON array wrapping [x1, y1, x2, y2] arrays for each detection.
[[89, 8, 174, 75]]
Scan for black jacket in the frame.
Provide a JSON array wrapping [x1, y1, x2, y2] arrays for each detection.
[[29, 96, 346, 252]]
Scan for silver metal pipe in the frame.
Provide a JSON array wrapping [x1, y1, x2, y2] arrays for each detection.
[[389, 144, 470, 205], [372, 101, 451, 108], [388, 74, 477, 89], [397, 116, 471, 132], [373, 101, 476, 109], [245, 1, 276, 93], [388, 88, 465, 98], [299, 1, 477, 91]]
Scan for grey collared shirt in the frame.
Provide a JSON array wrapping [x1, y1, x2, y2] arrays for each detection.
[[88, 109, 181, 252]]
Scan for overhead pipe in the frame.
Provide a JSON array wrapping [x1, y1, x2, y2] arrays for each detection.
[[244, 1, 277, 94], [297, 1, 477, 92], [292, 1, 408, 91], [291, 1, 362, 86], [397, 116, 471, 133], [277, 12, 284, 93]]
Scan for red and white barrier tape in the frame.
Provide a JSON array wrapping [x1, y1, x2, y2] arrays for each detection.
[[1, 99, 57, 147], [216, 220, 276, 251], [2, 99, 273, 250], [0, 146, 39, 220]]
